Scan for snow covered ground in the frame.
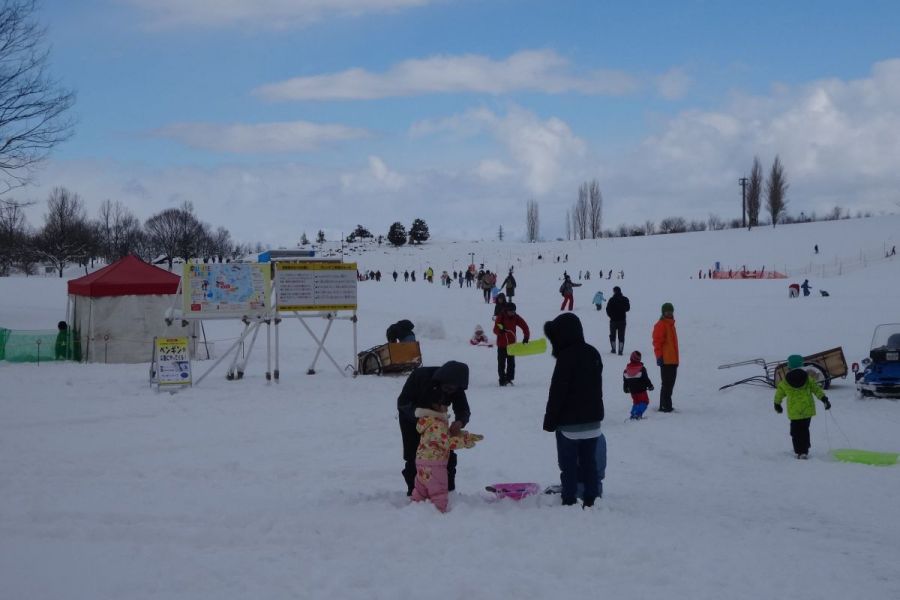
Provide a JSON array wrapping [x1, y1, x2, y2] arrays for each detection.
[[2, 216, 900, 600]]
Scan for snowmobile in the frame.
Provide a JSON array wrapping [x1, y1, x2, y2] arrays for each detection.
[[852, 324, 900, 399]]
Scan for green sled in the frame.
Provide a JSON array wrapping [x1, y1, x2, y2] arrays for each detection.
[[832, 448, 898, 466], [506, 337, 547, 357]]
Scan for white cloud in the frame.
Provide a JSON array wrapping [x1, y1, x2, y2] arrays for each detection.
[[341, 156, 406, 191], [255, 50, 640, 100], [122, 0, 432, 29], [151, 120, 370, 153], [656, 67, 692, 100], [600, 58, 900, 227], [23, 60, 900, 243], [412, 105, 587, 195]]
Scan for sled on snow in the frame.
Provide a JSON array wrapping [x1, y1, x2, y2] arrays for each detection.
[[485, 482, 542, 500], [718, 347, 848, 391], [357, 342, 422, 376], [506, 337, 547, 357], [852, 323, 900, 399]]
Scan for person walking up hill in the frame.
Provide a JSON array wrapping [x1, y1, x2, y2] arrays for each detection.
[[605, 286, 630, 355]]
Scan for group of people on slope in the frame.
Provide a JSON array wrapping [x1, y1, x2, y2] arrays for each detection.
[[395, 299, 684, 512], [397, 311, 605, 512]]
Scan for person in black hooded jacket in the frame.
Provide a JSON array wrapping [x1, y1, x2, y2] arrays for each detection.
[[386, 319, 416, 343], [397, 361, 471, 495], [542, 313, 604, 507]]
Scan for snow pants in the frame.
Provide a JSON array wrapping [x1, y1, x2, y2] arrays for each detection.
[[555, 431, 599, 507], [412, 459, 450, 512], [631, 391, 649, 418], [560, 293, 574, 311], [609, 320, 626, 350], [497, 346, 515, 384], [400, 414, 456, 495], [790, 418, 812, 455]]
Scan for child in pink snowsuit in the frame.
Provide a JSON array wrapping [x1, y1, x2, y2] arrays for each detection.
[[411, 404, 483, 512]]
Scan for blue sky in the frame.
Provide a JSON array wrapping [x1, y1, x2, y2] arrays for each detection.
[[17, 0, 900, 244]]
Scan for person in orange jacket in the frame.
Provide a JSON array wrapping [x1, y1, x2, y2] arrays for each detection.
[[493, 302, 530, 386], [652, 302, 679, 412]]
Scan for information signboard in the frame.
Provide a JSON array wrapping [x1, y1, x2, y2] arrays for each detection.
[[276, 262, 357, 311], [155, 337, 192, 388], [183, 263, 271, 316]]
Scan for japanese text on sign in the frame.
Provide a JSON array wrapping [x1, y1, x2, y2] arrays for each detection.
[[276, 262, 358, 311]]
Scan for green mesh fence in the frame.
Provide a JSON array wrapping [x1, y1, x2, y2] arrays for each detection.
[[0, 327, 81, 363]]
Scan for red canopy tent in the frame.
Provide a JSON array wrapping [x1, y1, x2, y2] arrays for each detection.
[[68, 255, 180, 297], [67, 256, 194, 363]]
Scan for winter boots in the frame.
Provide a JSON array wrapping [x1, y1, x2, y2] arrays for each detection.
[[618, 342, 624, 356]]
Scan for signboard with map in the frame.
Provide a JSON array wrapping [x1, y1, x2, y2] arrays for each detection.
[[182, 263, 271, 316], [276, 262, 357, 311]]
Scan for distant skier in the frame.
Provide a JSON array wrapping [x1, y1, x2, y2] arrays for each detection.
[[404, 270, 409, 282], [392, 270, 398, 282], [559, 274, 581, 311], [801, 279, 811, 297]]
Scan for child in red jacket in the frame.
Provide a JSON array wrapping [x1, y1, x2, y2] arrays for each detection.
[[623, 351, 654, 420], [493, 302, 530, 386]]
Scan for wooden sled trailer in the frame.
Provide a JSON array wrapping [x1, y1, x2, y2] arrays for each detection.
[[718, 346, 848, 391], [357, 342, 422, 376]]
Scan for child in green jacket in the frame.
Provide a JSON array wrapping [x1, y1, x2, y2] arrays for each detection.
[[773, 354, 831, 459]]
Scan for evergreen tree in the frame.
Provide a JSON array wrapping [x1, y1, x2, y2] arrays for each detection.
[[316, 230, 326, 244], [387, 222, 407, 246], [498, 225, 504, 241], [300, 232, 309, 245], [409, 218, 430, 244], [352, 224, 373, 239]]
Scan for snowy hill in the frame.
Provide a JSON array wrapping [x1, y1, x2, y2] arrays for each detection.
[[1, 216, 899, 600]]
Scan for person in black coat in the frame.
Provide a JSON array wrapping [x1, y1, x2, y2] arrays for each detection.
[[386, 319, 416, 343], [542, 313, 604, 508], [605, 286, 631, 355], [397, 361, 471, 495]]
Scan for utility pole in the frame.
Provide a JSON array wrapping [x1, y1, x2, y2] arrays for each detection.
[[738, 177, 748, 228]]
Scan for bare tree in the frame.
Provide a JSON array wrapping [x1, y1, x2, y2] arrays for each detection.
[[573, 184, 589, 239], [765, 155, 789, 227], [525, 199, 539, 242], [564, 208, 571, 240], [145, 202, 205, 269], [746, 156, 763, 228], [0, 1, 76, 193], [707, 213, 725, 231], [95, 199, 142, 262], [588, 180, 602, 238], [0, 197, 30, 274], [34, 187, 92, 276], [644, 219, 656, 235], [658, 216, 687, 234]]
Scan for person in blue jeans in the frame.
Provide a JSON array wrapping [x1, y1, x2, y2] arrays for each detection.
[[542, 312, 605, 508]]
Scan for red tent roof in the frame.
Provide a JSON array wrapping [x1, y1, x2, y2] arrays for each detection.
[[67, 255, 180, 297]]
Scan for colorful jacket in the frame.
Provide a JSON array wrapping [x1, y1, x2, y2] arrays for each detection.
[[414, 408, 483, 462], [652, 317, 679, 365], [623, 361, 653, 394], [774, 368, 826, 420], [493, 312, 530, 348]]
